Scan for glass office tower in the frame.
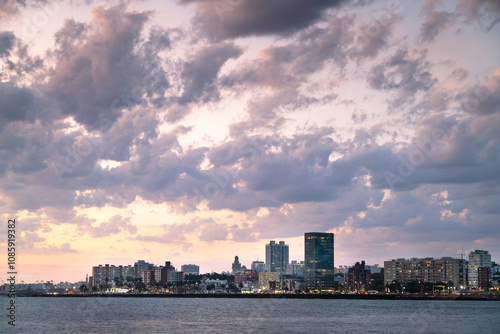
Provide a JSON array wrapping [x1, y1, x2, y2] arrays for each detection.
[[304, 232, 334, 290]]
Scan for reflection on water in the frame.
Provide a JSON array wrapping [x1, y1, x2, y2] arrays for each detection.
[[7, 297, 500, 333]]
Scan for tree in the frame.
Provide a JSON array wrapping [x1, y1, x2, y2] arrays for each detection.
[[79, 284, 88, 293], [387, 280, 403, 293], [135, 282, 147, 292], [371, 279, 384, 292], [405, 281, 420, 293]]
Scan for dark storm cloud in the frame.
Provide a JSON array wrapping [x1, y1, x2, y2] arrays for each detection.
[[180, 0, 349, 40], [46, 3, 169, 129]]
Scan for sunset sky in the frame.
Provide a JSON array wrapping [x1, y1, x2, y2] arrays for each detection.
[[1, 0, 499, 283]]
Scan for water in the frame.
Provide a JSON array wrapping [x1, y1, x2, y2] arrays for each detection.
[[2, 297, 500, 333]]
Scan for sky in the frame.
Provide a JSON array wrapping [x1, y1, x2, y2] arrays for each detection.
[[0, 0, 499, 283]]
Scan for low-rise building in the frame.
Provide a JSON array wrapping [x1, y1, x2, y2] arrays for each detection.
[[181, 264, 199, 276], [258, 272, 281, 290]]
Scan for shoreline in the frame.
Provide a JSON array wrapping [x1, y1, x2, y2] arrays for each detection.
[[9, 293, 500, 301]]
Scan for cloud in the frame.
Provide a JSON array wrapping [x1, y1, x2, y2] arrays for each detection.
[[0, 82, 35, 126], [458, 70, 500, 115], [367, 48, 436, 111], [419, 10, 456, 42], [181, 0, 349, 40], [457, 0, 500, 30], [46, 2, 169, 129], [349, 10, 399, 59], [0, 0, 24, 18], [0, 31, 15, 56], [199, 220, 229, 242], [76, 214, 137, 238], [177, 42, 242, 105], [1, 0, 500, 277]]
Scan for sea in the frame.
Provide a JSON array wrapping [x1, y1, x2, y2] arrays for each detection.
[[3, 297, 500, 333]]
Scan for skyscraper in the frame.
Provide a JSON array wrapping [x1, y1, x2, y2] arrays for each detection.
[[265, 241, 289, 272], [304, 232, 334, 290], [468, 250, 491, 288]]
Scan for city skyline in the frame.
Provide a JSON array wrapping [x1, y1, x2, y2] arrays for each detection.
[[26, 236, 500, 285], [1, 0, 500, 283]]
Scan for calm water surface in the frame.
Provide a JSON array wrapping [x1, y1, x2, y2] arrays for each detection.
[[3, 297, 500, 333]]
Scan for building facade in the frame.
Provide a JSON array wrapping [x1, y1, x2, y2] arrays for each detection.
[[468, 250, 492, 288], [478, 267, 491, 290], [265, 241, 289, 273], [92, 264, 124, 286], [346, 261, 371, 292], [251, 261, 265, 273], [134, 260, 155, 279], [142, 270, 155, 285], [304, 232, 335, 290], [384, 257, 467, 288], [181, 264, 199, 276], [168, 270, 184, 283], [258, 272, 281, 290], [287, 260, 305, 277], [232, 256, 242, 274]]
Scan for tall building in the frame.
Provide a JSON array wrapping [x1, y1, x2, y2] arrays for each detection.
[[181, 264, 199, 276], [232, 256, 242, 274], [304, 232, 335, 290], [468, 250, 491, 288], [478, 267, 491, 290], [92, 264, 123, 286], [251, 261, 265, 273], [384, 257, 467, 288], [266, 241, 289, 273], [346, 261, 371, 292]]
